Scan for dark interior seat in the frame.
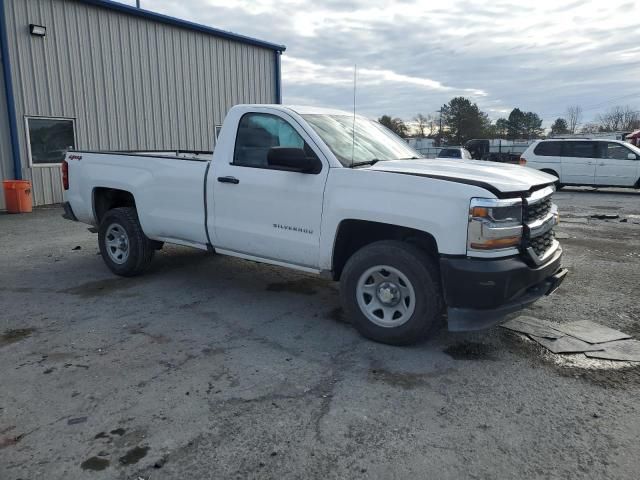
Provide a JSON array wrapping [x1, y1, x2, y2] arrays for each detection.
[[234, 126, 278, 167]]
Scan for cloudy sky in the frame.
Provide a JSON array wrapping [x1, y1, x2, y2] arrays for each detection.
[[122, 0, 639, 127]]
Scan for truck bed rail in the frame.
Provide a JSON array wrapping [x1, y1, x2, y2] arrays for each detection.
[[67, 149, 213, 162]]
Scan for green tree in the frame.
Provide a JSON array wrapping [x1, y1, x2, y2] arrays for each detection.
[[550, 118, 569, 135], [523, 112, 544, 139], [494, 118, 510, 138], [506, 108, 543, 139], [440, 97, 490, 145], [506, 108, 526, 140], [378, 115, 408, 137]]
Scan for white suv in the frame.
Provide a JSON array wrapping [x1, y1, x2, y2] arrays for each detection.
[[521, 139, 640, 188]]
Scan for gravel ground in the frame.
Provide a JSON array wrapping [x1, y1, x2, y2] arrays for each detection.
[[1, 187, 639, 480]]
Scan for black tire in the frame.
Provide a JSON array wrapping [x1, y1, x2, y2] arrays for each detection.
[[340, 240, 444, 346], [98, 207, 154, 277]]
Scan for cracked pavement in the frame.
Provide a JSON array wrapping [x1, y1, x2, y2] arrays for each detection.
[[1, 187, 639, 479]]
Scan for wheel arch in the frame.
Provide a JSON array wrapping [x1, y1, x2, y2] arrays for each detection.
[[540, 168, 559, 179], [93, 187, 137, 225], [330, 219, 439, 281]]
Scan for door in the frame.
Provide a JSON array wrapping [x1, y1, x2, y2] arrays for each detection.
[[560, 141, 597, 185], [595, 142, 640, 187], [211, 111, 329, 268]]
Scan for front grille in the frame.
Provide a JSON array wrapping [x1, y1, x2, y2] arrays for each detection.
[[522, 188, 556, 262], [528, 229, 555, 257], [524, 197, 552, 223]]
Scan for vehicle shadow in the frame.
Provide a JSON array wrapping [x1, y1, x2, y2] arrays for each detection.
[[560, 187, 640, 196]]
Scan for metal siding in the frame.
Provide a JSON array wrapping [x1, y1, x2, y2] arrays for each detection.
[[0, 33, 13, 210], [4, 0, 277, 206]]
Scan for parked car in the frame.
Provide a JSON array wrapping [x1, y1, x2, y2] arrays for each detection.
[[521, 139, 640, 188], [436, 147, 473, 160], [62, 104, 566, 345]]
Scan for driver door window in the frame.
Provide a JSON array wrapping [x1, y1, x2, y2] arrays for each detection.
[[233, 113, 306, 168], [603, 142, 637, 160]]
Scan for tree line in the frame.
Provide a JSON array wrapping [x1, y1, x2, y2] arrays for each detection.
[[552, 105, 640, 135], [378, 97, 640, 145]]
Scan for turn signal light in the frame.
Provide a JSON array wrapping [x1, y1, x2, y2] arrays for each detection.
[[470, 237, 521, 250], [471, 206, 489, 217], [519, 157, 527, 166]]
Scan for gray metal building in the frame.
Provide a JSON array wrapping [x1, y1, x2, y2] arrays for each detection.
[[0, 0, 285, 209]]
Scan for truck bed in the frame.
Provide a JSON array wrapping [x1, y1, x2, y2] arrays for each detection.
[[65, 150, 212, 249]]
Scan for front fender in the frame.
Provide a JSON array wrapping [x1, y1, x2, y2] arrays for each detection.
[[319, 168, 493, 270]]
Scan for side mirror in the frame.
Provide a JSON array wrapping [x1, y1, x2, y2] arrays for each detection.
[[267, 147, 321, 174], [628, 153, 637, 160]]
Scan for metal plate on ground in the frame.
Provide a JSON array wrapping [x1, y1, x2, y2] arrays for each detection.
[[530, 335, 605, 354], [584, 340, 640, 362], [501, 316, 565, 339], [553, 320, 631, 344]]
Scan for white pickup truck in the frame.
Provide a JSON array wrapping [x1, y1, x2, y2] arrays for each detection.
[[62, 104, 567, 345]]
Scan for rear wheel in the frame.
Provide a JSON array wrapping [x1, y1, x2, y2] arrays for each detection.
[[340, 240, 444, 345], [98, 207, 154, 277]]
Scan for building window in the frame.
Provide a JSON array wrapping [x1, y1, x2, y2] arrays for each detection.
[[26, 117, 76, 165]]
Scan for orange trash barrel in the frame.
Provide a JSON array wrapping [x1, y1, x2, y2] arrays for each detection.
[[2, 180, 33, 214]]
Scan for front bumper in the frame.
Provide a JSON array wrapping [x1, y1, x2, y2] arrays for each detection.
[[440, 246, 567, 331]]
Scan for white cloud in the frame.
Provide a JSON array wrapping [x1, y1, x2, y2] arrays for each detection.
[[282, 56, 487, 96], [124, 0, 639, 124]]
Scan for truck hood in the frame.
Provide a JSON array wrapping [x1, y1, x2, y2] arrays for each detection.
[[369, 159, 556, 197]]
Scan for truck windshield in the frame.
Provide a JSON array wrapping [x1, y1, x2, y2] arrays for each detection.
[[302, 114, 422, 167]]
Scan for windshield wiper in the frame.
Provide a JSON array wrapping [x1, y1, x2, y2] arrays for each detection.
[[350, 158, 383, 168]]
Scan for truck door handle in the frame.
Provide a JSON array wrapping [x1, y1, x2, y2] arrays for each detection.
[[217, 176, 239, 184]]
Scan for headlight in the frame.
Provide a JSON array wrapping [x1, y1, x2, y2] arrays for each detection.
[[468, 198, 523, 251]]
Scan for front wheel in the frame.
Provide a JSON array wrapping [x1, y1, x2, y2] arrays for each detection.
[[340, 240, 444, 345], [98, 207, 154, 277]]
